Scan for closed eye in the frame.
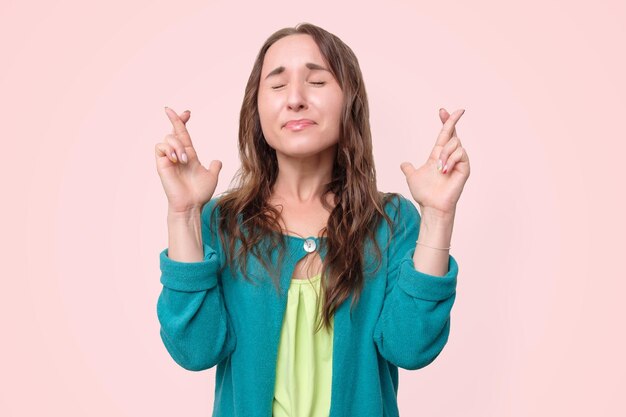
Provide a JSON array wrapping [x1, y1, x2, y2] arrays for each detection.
[[271, 81, 326, 90]]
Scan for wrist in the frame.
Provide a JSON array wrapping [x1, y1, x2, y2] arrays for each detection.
[[167, 206, 202, 220], [416, 214, 454, 249], [419, 206, 456, 224]]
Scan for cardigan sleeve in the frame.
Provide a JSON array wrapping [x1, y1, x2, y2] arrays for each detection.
[[156, 198, 237, 371], [373, 195, 458, 370]]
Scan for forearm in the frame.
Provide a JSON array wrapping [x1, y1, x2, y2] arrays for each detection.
[[413, 210, 455, 277], [167, 208, 204, 262]]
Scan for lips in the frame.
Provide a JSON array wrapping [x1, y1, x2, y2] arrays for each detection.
[[283, 119, 315, 129]]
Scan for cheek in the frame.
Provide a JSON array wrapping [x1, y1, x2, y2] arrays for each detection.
[[329, 99, 343, 127], [328, 90, 344, 120], [258, 96, 279, 123], [257, 103, 277, 144], [257, 105, 272, 130]]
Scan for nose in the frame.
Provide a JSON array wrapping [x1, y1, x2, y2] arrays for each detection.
[[286, 83, 308, 111]]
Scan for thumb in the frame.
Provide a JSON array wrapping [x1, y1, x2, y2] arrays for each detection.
[[208, 160, 223, 176], [400, 162, 415, 177]]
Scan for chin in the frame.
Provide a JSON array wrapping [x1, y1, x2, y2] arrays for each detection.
[[278, 149, 322, 159], [265, 133, 338, 156], [278, 143, 337, 159]]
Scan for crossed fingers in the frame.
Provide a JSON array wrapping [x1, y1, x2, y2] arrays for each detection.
[[162, 107, 193, 164], [436, 109, 466, 174], [165, 107, 193, 147]]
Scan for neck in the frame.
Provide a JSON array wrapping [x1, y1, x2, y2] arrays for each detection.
[[272, 147, 335, 204]]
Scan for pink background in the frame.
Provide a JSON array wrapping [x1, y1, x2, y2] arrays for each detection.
[[1, 0, 624, 415]]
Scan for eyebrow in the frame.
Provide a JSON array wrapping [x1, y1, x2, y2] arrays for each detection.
[[264, 62, 330, 80]]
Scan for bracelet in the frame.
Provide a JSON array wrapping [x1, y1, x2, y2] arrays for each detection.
[[416, 240, 451, 251]]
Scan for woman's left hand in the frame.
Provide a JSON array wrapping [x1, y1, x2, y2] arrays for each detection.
[[400, 108, 471, 219]]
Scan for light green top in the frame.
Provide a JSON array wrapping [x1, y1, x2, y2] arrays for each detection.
[[273, 273, 334, 417]]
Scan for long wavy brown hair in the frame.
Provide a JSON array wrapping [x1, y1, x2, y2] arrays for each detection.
[[209, 22, 403, 334]]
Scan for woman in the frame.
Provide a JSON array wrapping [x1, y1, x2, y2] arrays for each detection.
[[155, 22, 469, 417]]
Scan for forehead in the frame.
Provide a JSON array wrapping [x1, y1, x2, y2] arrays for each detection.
[[261, 34, 326, 74]]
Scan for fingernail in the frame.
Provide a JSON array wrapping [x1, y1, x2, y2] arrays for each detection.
[[184, 110, 190, 114], [171, 152, 177, 161], [181, 152, 188, 163], [443, 164, 448, 174], [437, 159, 443, 171]]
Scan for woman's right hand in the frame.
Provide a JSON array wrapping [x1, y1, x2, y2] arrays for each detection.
[[155, 107, 222, 214]]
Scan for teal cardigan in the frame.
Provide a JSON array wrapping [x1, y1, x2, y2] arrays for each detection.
[[157, 194, 458, 417]]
